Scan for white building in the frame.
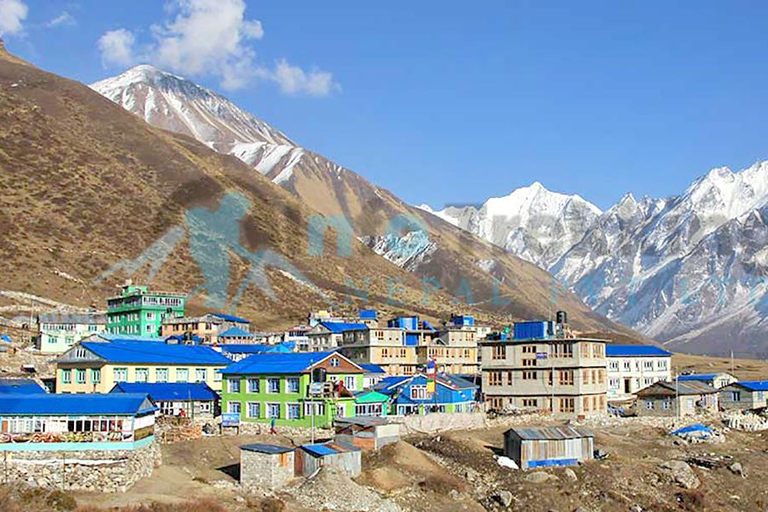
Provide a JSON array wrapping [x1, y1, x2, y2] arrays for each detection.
[[606, 344, 672, 400], [37, 313, 107, 354]]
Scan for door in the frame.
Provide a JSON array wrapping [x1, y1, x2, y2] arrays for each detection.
[[623, 378, 631, 394]]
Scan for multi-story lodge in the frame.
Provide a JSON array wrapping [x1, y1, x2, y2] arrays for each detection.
[[305, 321, 367, 352], [606, 344, 672, 400], [55, 337, 230, 393], [339, 325, 418, 376], [107, 283, 185, 337], [36, 313, 107, 354], [221, 352, 365, 428], [160, 313, 251, 344], [480, 320, 608, 418]]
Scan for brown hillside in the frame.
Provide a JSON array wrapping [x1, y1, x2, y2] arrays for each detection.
[[0, 48, 635, 335]]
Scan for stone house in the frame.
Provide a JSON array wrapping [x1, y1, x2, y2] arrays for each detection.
[[636, 380, 719, 417], [240, 443, 295, 489], [719, 381, 768, 411], [677, 372, 737, 389]]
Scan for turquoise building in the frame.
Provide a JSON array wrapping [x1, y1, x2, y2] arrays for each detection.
[[106, 283, 185, 337]]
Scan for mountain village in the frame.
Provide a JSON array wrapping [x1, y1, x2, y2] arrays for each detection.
[[1, 279, 768, 511], [3, 16, 768, 511]]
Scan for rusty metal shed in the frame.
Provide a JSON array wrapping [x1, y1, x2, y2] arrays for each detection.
[[295, 440, 362, 477], [504, 425, 594, 470]]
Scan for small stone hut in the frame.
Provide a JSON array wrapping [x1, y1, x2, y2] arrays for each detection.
[[240, 443, 295, 489]]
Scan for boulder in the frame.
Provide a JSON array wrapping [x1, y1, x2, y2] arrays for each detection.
[[493, 490, 514, 507], [728, 462, 745, 477], [658, 460, 700, 489], [526, 471, 557, 484], [563, 468, 578, 483]]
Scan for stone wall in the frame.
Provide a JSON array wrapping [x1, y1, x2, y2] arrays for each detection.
[[240, 449, 294, 490], [392, 412, 487, 434], [235, 421, 332, 440], [0, 440, 161, 493]]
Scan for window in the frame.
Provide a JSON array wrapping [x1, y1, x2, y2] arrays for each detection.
[[343, 376, 356, 391], [643, 361, 654, 371], [356, 403, 383, 417], [522, 370, 537, 380], [522, 358, 537, 367], [553, 343, 573, 358], [522, 345, 536, 354], [247, 402, 260, 418], [609, 360, 619, 371], [113, 367, 127, 382], [266, 403, 281, 419], [62, 369, 72, 384], [287, 403, 300, 420], [623, 361, 631, 371], [267, 378, 280, 393], [227, 401, 241, 414], [592, 343, 604, 357], [557, 370, 574, 385], [731, 391, 741, 401], [247, 378, 260, 393], [559, 398, 575, 413], [228, 378, 241, 393], [156, 368, 169, 383], [522, 398, 537, 408], [583, 370, 591, 385], [304, 401, 325, 416], [583, 397, 590, 412], [75, 368, 86, 384], [410, 385, 428, 400], [488, 372, 503, 386], [662, 400, 671, 410], [135, 368, 149, 383], [91, 368, 101, 384], [176, 368, 189, 383], [214, 370, 222, 383], [287, 377, 301, 393], [146, 312, 155, 321], [492, 346, 505, 360], [200, 402, 212, 413], [195, 369, 207, 382], [645, 400, 654, 410], [658, 359, 668, 370], [330, 357, 340, 367]]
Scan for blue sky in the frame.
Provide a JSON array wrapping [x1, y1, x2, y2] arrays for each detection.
[[4, 1, 768, 210]]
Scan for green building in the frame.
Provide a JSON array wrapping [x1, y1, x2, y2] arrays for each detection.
[[106, 283, 185, 337], [221, 352, 366, 428]]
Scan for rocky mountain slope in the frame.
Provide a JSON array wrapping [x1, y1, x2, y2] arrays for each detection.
[[0, 44, 633, 334], [90, 64, 636, 335], [423, 161, 768, 356]]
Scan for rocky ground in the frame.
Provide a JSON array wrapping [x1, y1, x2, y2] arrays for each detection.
[[4, 412, 768, 512]]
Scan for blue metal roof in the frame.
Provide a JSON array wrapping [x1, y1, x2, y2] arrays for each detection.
[[97, 333, 164, 343], [219, 327, 254, 338], [209, 313, 251, 324], [0, 393, 156, 416], [218, 344, 292, 354], [360, 363, 386, 374], [0, 335, 12, 343], [733, 381, 768, 391], [221, 352, 362, 375], [110, 382, 218, 401], [678, 374, 719, 382], [0, 379, 47, 394], [241, 443, 293, 454], [606, 344, 672, 357], [165, 334, 204, 343], [302, 443, 337, 457], [374, 376, 411, 393], [318, 321, 367, 334], [80, 341, 230, 365]]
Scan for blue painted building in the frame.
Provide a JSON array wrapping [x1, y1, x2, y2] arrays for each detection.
[[0, 393, 157, 451], [375, 373, 478, 415]]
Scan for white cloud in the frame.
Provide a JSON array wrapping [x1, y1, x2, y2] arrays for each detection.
[[47, 11, 76, 28], [95, 0, 338, 95], [0, 0, 28, 36], [259, 59, 340, 97], [98, 28, 135, 68]]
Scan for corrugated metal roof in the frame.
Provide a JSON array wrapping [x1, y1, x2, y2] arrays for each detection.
[[241, 443, 293, 454], [639, 380, 718, 396], [218, 344, 291, 354], [96, 333, 165, 343], [606, 344, 672, 357], [219, 327, 254, 338], [360, 363, 386, 374], [209, 313, 251, 323], [302, 443, 337, 457], [677, 373, 728, 382], [79, 341, 230, 365], [0, 379, 47, 394], [0, 393, 156, 415], [505, 425, 594, 441], [38, 313, 107, 324], [221, 352, 363, 375], [730, 380, 768, 391], [110, 382, 217, 401], [318, 322, 368, 334]]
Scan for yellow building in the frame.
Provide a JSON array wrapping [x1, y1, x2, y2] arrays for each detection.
[[54, 338, 230, 393]]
